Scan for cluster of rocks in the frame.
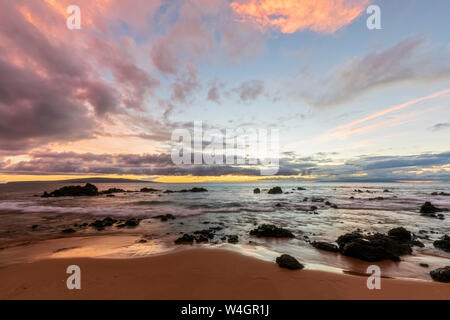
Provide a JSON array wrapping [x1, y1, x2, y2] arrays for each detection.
[[60, 216, 141, 233], [268, 186, 283, 194], [431, 192, 450, 196], [420, 202, 446, 219], [249, 224, 294, 238], [153, 214, 175, 222], [41, 183, 209, 198], [429, 266, 450, 282], [42, 183, 99, 197], [332, 227, 424, 262], [174, 225, 238, 245]]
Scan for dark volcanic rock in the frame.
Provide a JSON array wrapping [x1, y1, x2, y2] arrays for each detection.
[[310, 205, 318, 211], [253, 188, 261, 194], [101, 188, 126, 194], [336, 231, 413, 262], [429, 266, 450, 282], [125, 218, 140, 227], [431, 192, 450, 196], [250, 224, 294, 238], [268, 186, 282, 194], [311, 241, 339, 253], [433, 235, 450, 252], [227, 235, 239, 244], [193, 229, 215, 239], [140, 187, 159, 192], [180, 187, 208, 192], [41, 183, 99, 197], [275, 254, 304, 270], [297, 187, 306, 190], [154, 214, 175, 222], [61, 228, 76, 234], [174, 234, 195, 244], [90, 217, 118, 230], [388, 227, 412, 242], [420, 202, 444, 217]]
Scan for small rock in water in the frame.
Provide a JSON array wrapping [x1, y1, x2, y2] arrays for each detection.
[[253, 188, 261, 194], [311, 241, 339, 253], [433, 235, 450, 252], [420, 201, 445, 217], [268, 186, 282, 194], [250, 224, 294, 238], [419, 263, 429, 268], [61, 228, 76, 234], [276, 254, 304, 270], [388, 227, 412, 242], [174, 234, 195, 244], [227, 235, 239, 244]]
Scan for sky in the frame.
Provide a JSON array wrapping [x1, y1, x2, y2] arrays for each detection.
[[0, 0, 449, 183]]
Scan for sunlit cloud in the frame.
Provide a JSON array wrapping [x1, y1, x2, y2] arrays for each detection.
[[230, 0, 370, 34]]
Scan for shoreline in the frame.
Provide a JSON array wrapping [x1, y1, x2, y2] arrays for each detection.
[[1, 248, 449, 300]]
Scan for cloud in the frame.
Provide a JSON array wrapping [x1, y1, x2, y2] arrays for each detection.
[[431, 123, 450, 132], [230, 0, 370, 34], [298, 35, 450, 107], [232, 80, 265, 103]]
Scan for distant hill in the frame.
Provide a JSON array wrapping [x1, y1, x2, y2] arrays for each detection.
[[6, 177, 157, 184]]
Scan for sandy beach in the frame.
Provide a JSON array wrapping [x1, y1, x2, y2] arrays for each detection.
[[1, 248, 449, 300]]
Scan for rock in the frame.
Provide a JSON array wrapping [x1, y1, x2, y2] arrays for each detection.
[[31, 225, 39, 230], [137, 239, 147, 243], [140, 187, 159, 192], [174, 234, 195, 244], [420, 202, 444, 217], [325, 201, 331, 206], [310, 206, 318, 211], [268, 186, 282, 194], [430, 266, 450, 282], [275, 254, 304, 270], [41, 183, 99, 197], [253, 188, 261, 194], [433, 235, 450, 252], [383, 189, 391, 192], [275, 203, 282, 207], [311, 198, 325, 202], [431, 192, 450, 196], [349, 196, 355, 200], [311, 241, 339, 252], [163, 190, 174, 193], [388, 227, 412, 242], [90, 217, 118, 230], [154, 214, 175, 222], [297, 187, 306, 190], [101, 188, 126, 194], [330, 204, 338, 209], [124, 218, 140, 227], [227, 235, 239, 244], [336, 231, 413, 262], [193, 229, 215, 239], [106, 194, 115, 197], [179, 187, 208, 192], [303, 197, 308, 202], [61, 228, 76, 234], [419, 263, 429, 268], [250, 224, 294, 238]]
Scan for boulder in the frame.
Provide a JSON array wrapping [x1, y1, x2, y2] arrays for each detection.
[[227, 235, 239, 244], [433, 235, 450, 252], [387, 227, 412, 242], [297, 187, 306, 190], [268, 186, 282, 194], [174, 234, 195, 244], [250, 224, 294, 238], [275, 254, 304, 270], [154, 214, 175, 222], [430, 266, 450, 282], [179, 187, 208, 192], [253, 188, 261, 194], [41, 183, 99, 197], [420, 202, 444, 217], [336, 231, 413, 262], [311, 241, 339, 253]]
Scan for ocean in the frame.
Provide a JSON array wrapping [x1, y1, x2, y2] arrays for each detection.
[[0, 181, 449, 280]]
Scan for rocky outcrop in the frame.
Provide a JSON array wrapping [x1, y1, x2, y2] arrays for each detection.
[[268, 187, 282, 194], [180, 187, 208, 192], [101, 188, 126, 194], [140, 187, 159, 192], [250, 224, 294, 238], [429, 266, 450, 282], [433, 235, 450, 252], [431, 192, 450, 196], [420, 202, 446, 219], [61, 228, 76, 233], [311, 241, 339, 253], [116, 218, 141, 228], [227, 235, 239, 244], [275, 254, 304, 270], [42, 183, 99, 197], [90, 217, 118, 230], [253, 188, 261, 194], [335, 228, 418, 262], [174, 234, 195, 244]]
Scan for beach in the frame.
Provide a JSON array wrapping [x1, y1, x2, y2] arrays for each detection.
[[1, 248, 449, 300]]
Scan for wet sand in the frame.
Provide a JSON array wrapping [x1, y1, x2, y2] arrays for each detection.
[[0, 248, 449, 300]]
